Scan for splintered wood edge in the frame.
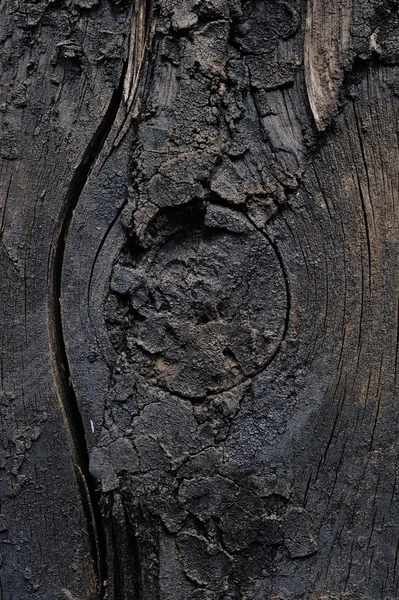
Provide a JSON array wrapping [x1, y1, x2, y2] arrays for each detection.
[[124, 0, 149, 109], [304, 0, 353, 131]]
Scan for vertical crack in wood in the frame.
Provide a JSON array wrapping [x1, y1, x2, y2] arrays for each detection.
[[48, 1, 155, 595], [48, 67, 127, 599]]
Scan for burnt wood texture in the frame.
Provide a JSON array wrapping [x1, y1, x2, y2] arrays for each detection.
[[1, 0, 399, 598]]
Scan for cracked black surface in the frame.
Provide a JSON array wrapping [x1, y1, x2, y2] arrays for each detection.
[[88, 2, 312, 597], [56, 0, 399, 598], [106, 201, 287, 399]]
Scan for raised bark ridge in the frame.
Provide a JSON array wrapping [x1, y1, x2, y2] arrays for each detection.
[[304, 0, 353, 130]]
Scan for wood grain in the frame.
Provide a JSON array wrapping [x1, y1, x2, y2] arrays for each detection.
[[2, 0, 399, 597], [305, 0, 354, 130], [0, 0, 129, 596]]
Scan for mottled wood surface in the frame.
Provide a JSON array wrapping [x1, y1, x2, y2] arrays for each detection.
[[2, 0, 399, 598]]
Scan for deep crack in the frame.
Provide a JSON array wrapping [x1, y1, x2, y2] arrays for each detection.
[[48, 61, 127, 600]]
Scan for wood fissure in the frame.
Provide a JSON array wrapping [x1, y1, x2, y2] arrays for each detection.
[[3, 0, 399, 597], [54, 3, 155, 597], [48, 62, 127, 599]]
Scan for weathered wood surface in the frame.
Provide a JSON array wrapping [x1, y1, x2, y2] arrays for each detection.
[[2, 0, 399, 598], [0, 0, 128, 597]]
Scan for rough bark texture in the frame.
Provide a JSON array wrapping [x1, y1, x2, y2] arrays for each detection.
[[1, 0, 399, 598]]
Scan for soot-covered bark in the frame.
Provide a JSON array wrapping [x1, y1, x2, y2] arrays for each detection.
[[2, 0, 399, 598]]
